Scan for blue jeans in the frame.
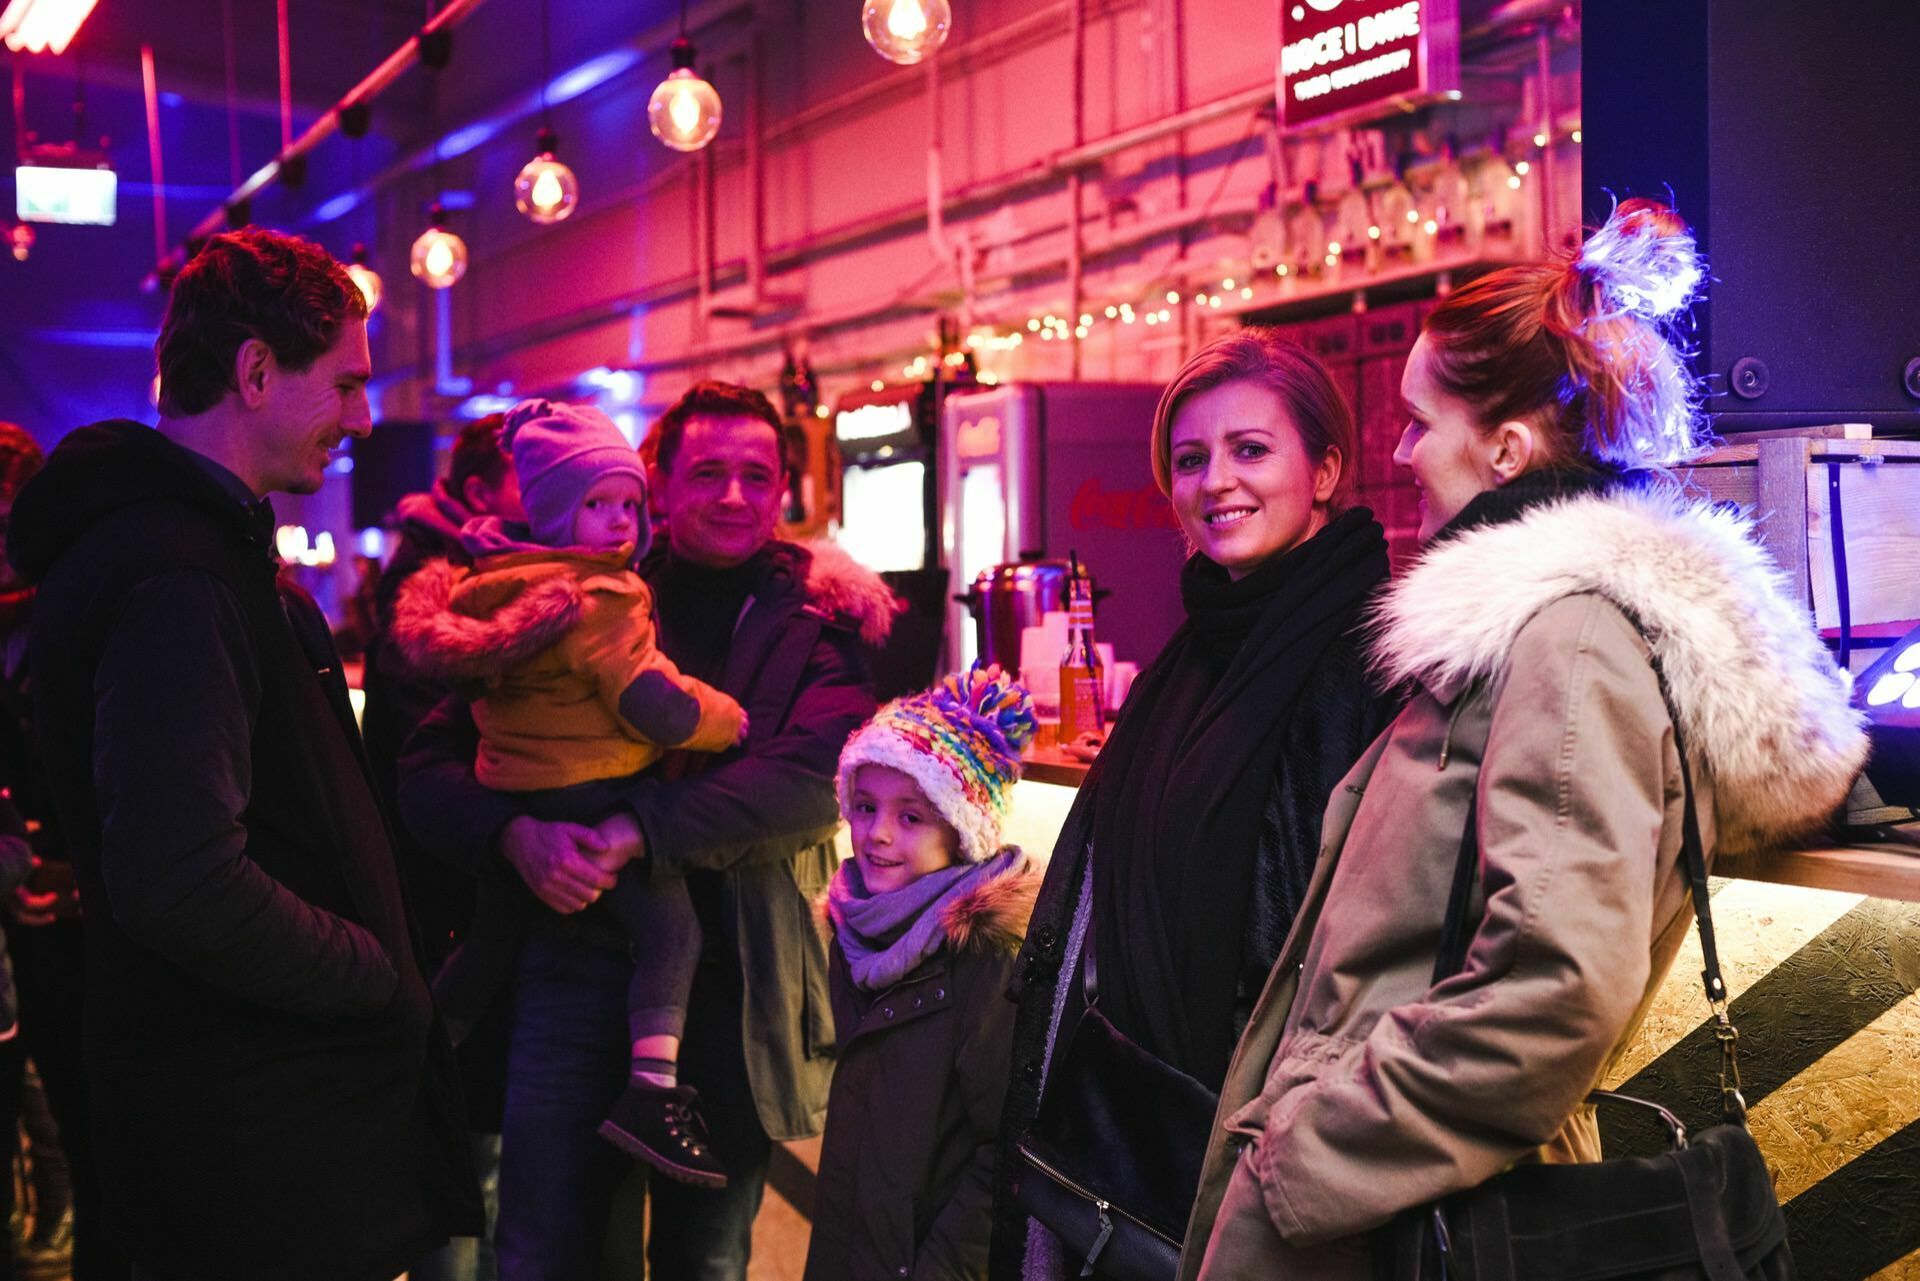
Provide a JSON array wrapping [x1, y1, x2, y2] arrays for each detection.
[[494, 929, 771, 1281]]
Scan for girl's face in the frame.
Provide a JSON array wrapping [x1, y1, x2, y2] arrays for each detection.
[[846, 765, 960, 895], [1167, 379, 1340, 579], [572, 474, 646, 550], [1394, 335, 1501, 542]]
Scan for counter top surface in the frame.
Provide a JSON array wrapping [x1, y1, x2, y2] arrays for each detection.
[[1020, 746, 1920, 901], [1021, 744, 1093, 788]]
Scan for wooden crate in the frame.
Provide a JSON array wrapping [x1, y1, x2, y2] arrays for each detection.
[[1682, 435, 1920, 632]]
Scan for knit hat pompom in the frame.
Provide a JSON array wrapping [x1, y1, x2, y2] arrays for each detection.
[[836, 664, 1038, 864], [501, 397, 650, 554]]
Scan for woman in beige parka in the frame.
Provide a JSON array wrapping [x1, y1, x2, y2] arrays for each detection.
[[1179, 200, 1869, 1281]]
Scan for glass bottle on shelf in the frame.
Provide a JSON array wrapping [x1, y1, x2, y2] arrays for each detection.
[[1336, 159, 1373, 281], [1057, 553, 1105, 739]]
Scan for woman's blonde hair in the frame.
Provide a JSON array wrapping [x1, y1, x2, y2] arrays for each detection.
[[1420, 198, 1707, 471], [1149, 328, 1356, 511]]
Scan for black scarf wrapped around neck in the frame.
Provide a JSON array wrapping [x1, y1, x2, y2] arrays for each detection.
[[1087, 507, 1389, 1088]]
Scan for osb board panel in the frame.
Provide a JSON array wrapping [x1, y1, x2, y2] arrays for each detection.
[[1600, 883, 1920, 1279]]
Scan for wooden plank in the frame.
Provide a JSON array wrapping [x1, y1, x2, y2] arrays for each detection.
[[1807, 456, 1920, 629], [1716, 844, 1920, 903], [1756, 436, 1814, 605]]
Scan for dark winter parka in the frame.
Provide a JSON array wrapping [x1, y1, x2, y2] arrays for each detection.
[[6, 422, 481, 1280], [807, 858, 1040, 1281]]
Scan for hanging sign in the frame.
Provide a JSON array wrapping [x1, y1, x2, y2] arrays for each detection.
[[1277, 0, 1460, 130]]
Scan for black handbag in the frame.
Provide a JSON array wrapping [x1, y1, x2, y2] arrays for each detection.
[[1015, 936, 1218, 1281], [1379, 683, 1794, 1281]]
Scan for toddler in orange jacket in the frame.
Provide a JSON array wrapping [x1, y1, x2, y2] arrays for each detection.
[[393, 397, 743, 1188]]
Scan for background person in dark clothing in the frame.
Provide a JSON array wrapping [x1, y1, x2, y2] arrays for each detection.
[[400, 380, 896, 1281], [5, 228, 481, 1281], [361, 414, 522, 1281], [0, 421, 130, 1281]]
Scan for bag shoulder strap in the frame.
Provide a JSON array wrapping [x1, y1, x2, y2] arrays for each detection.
[[1432, 659, 1747, 1122]]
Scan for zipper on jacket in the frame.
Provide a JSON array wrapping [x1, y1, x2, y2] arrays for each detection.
[[1436, 684, 1480, 771], [1018, 1142, 1179, 1252]]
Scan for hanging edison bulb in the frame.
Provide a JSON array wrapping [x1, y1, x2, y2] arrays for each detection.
[[410, 206, 469, 289], [346, 243, 384, 313], [648, 38, 722, 152], [515, 127, 580, 224], [862, 0, 951, 65]]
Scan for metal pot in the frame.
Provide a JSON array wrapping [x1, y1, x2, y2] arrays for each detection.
[[958, 559, 1078, 672]]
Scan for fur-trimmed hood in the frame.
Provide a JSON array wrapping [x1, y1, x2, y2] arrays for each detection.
[[391, 536, 898, 684], [817, 851, 1041, 957], [801, 539, 902, 647], [388, 551, 624, 683], [936, 852, 1040, 955], [1371, 485, 1868, 855]]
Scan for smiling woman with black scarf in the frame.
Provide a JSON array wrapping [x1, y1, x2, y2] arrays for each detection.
[[990, 331, 1403, 1281]]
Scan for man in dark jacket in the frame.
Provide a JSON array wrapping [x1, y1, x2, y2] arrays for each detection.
[[400, 381, 895, 1281], [6, 228, 481, 1281], [360, 414, 521, 1281]]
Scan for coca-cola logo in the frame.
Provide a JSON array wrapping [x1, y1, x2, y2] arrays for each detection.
[[1068, 477, 1180, 532]]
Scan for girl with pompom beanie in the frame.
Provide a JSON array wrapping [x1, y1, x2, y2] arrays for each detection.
[[804, 666, 1043, 1281]]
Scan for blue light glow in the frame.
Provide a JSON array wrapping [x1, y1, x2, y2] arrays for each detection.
[[549, 50, 640, 105], [456, 393, 521, 419], [440, 120, 502, 159], [313, 191, 361, 223]]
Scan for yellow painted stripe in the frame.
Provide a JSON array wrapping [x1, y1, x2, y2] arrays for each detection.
[[1604, 879, 1863, 1086], [1745, 990, 1920, 1204], [1869, 1245, 1920, 1279]]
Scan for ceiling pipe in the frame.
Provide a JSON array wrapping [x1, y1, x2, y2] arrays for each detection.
[[389, 1, 1580, 385], [143, 0, 491, 289], [298, 1, 758, 234], [1066, 0, 1085, 379]]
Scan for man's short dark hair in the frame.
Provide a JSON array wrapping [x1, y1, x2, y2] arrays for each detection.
[[447, 414, 510, 499], [646, 380, 785, 476], [155, 228, 368, 419]]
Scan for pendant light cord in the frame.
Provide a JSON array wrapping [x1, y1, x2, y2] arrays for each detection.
[[538, 0, 552, 130]]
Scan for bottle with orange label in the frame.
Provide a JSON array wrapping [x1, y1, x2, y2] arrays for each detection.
[[1056, 552, 1105, 740]]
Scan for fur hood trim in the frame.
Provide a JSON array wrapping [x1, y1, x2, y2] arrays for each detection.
[[813, 852, 1040, 956], [802, 540, 902, 647], [388, 557, 583, 682], [938, 853, 1040, 956], [1372, 486, 1867, 855]]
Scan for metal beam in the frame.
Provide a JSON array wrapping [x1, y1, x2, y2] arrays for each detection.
[[143, 0, 490, 288]]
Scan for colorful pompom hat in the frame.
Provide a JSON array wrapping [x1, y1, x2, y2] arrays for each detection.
[[836, 664, 1039, 864]]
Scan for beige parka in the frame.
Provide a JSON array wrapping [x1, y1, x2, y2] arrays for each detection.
[[1180, 486, 1868, 1281]]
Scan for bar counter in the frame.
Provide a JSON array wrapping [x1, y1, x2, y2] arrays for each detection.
[[1012, 747, 1920, 904]]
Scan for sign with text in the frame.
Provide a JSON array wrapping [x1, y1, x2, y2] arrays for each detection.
[[1277, 0, 1459, 130]]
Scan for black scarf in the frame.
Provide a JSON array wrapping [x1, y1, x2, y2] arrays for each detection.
[[1087, 507, 1389, 1088]]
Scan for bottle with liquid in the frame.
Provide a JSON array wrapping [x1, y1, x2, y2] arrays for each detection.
[[1057, 554, 1105, 739]]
